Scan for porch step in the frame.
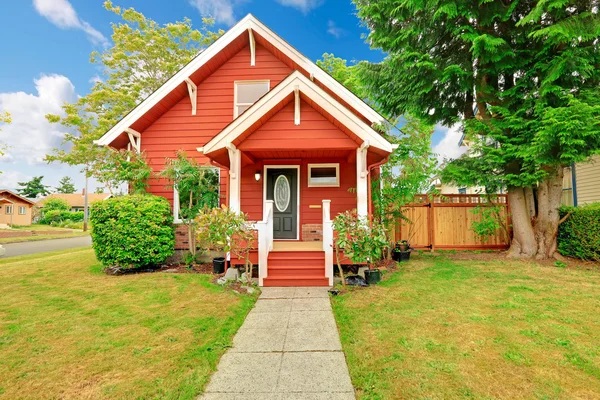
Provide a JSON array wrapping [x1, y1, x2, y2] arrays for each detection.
[[265, 250, 328, 286], [263, 276, 330, 287]]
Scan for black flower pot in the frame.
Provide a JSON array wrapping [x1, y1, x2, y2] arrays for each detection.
[[213, 257, 226, 274], [364, 269, 382, 285], [399, 251, 411, 262], [392, 250, 402, 261]]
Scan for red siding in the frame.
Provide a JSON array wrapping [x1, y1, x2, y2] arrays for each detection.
[[237, 99, 359, 238], [139, 44, 293, 204]]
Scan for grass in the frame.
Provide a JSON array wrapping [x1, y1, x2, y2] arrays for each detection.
[[332, 254, 600, 399], [0, 231, 89, 244], [0, 249, 256, 399], [11, 224, 79, 231]]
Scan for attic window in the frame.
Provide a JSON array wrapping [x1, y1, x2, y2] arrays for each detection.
[[234, 81, 270, 118], [308, 164, 340, 187]]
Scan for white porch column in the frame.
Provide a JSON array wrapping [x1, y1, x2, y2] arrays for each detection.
[[356, 141, 369, 217], [322, 199, 334, 286], [226, 143, 241, 213]]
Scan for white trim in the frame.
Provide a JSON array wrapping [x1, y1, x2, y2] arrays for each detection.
[[294, 85, 300, 125], [227, 143, 242, 212], [125, 128, 141, 153], [263, 165, 300, 240], [204, 72, 393, 154], [184, 78, 197, 116], [18, 206, 26, 215], [356, 141, 369, 217], [95, 14, 386, 147], [5, 205, 13, 215], [322, 199, 333, 286], [307, 163, 340, 187], [173, 187, 182, 223], [248, 28, 256, 66], [233, 80, 270, 119]]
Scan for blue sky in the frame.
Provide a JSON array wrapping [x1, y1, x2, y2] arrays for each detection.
[[0, 0, 462, 193]]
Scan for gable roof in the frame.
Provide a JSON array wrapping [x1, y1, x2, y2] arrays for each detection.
[[0, 190, 36, 205], [40, 193, 111, 208], [95, 14, 387, 148], [201, 71, 394, 155]]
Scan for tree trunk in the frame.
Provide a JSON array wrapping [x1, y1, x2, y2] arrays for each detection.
[[507, 167, 564, 260]]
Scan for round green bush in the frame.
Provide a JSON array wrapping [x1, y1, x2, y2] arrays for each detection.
[[558, 203, 600, 261], [90, 195, 175, 269]]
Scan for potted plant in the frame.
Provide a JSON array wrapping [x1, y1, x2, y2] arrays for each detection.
[[332, 210, 388, 286], [196, 205, 252, 275]]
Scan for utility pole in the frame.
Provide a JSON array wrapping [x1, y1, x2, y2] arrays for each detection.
[[83, 170, 89, 232]]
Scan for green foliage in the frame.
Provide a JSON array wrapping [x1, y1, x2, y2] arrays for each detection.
[[332, 210, 388, 266], [17, 176, 50, 198], [470, 205, 504, 243], [55, 176, 76, 194], [45, 2, 221, 184], [558, 204, 600, 261], [42, 198, 70, 212], [0, 110, 10, 162], [90, 195, 175, 269], [40, 211, 84, 225], [92, 149, 153, 195], [317, 54, 366, 99], [94, 187, 105, 194]]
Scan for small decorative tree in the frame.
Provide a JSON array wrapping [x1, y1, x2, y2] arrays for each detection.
[[332, 210, 388, 286], [196, 206, 256, 283], [91, 149, 153, 195], [160, 150, 219, 263]]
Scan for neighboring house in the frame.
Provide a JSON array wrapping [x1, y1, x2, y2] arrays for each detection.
[[95, 15, 395, 287], [39, 190, 111, 216], [562, 156, 600, 207], [0, 189, 35, 226]]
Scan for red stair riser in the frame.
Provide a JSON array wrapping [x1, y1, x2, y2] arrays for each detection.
[[268, 259, 325, 267], [263, 277, 329, 287]]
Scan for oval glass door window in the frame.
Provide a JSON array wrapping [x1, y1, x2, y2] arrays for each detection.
[[274, 175, 291, 212]]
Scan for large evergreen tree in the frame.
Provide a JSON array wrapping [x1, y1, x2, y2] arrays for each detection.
[[17, 176, 50, 198], [355, 0, 600, 259], [55, 176, 76, 194]]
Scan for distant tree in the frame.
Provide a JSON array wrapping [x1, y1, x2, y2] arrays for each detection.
[[55, 176, 77, 194], [94, 187, 105, 194], [43, 198, 70, 212], [17, 176, 50, 198]]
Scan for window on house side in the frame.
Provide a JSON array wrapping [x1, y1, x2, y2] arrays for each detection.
[[5, 205, 13, 215], [458, 188, 467, 194], [308, 164, 340, 187], [234, 81, 270, 118], [18, 206, 26, 215]]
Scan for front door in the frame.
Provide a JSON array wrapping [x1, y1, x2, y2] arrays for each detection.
[[266, 168, 298, 239]]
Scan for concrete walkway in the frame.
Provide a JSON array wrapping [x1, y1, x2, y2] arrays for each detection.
[[200, 287, 354, 399]]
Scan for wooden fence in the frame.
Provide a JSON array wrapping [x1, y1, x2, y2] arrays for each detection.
[[394, 194, 511, 250]]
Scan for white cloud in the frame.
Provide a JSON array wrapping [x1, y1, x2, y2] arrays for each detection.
[[189, 0, 238, 25], [33, 0, 108, 46], [327, 20, 346, 38], [0, 74, 76, 166], [275, 0, 323, 13], [432, 123, 467, 163], [0, 170, 32, 191], [89, 74, 102, 85]]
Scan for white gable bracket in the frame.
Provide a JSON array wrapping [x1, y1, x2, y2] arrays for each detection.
[[184, 78, 197, 116], [125, 128, 141, 153], [294, 86, 300, 126], [248, 28, 256, 67]]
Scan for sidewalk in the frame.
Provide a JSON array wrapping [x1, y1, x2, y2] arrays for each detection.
[[200, 287, 355, 399]]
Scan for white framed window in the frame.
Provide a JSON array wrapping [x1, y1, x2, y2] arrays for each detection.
[[234, 80, 270, 118], [308, 164, 340, 187], [5, 205, 13, 215], [173, 187, 182, 224], [18, 206, 26, 215]]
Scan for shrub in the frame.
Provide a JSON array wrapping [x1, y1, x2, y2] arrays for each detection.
[[39, 210, 84, 225], [43, 198, 70, 212], [90, 195, 175, 269], [558, 203, 600, 261]]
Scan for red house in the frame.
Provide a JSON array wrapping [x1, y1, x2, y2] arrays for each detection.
[[96, 15, 395, 287]]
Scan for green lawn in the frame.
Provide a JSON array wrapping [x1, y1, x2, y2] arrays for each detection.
[[332, 254, 600, 399], [0, 249, 256, 399]]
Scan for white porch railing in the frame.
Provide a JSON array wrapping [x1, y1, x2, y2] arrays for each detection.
[[322, 199, 334, 286], [255, 200, 274, 286]]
